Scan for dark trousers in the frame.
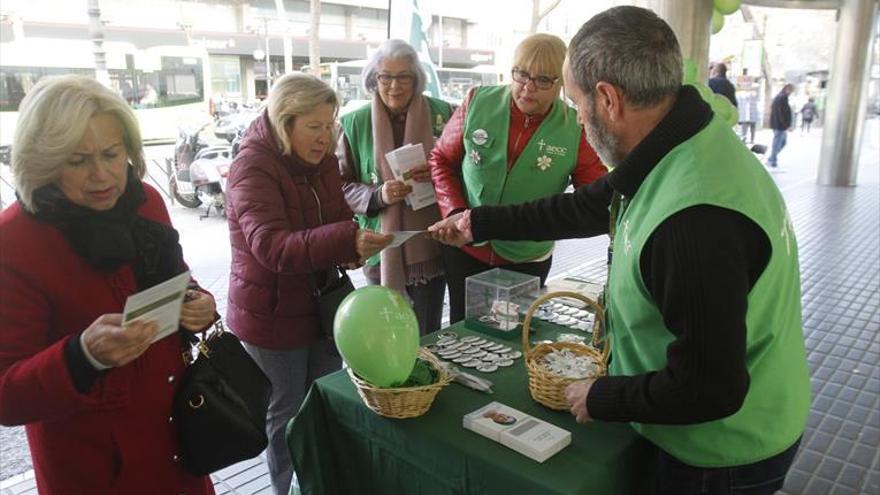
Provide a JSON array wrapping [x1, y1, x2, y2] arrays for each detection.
[[440, 244, 552, 323], [365, 272, 446, 336], [655, 437, 801, 495], [739, 121, 756, 143]]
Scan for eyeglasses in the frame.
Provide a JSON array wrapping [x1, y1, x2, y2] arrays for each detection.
[[376, 73, 414, 86], [511, 69, 558, 90]]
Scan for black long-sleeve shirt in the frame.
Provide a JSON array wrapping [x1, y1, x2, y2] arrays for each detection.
[[470, 86, 770, 425]]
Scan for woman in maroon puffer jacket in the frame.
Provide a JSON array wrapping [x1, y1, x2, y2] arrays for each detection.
[[226, 74, 391, 495]]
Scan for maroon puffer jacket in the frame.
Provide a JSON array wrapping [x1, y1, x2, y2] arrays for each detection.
[[226, 112, 359, 349]]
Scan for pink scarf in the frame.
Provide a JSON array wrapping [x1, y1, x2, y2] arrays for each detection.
[[370, 96, 443, 294]]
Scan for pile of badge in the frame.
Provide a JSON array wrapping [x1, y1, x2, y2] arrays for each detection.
[[426, 332, 523, 374], [539, 349, 601, 379], [532, 302, 596, 332]]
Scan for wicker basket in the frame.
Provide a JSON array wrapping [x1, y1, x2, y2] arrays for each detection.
[[522, 291, 610, 410], [347, 348, 452, 419]]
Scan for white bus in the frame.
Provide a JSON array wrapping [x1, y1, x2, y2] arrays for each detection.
[[0, 39, 211, 146]]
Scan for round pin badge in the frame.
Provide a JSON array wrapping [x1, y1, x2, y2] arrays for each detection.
[[471, 128, 489, 146], [496, 359, 515, 367], [476, 363, 498, 373], [461, 335, 481, 343], [436, 337, 457, 346], [482, 353, 500, 362], [503, 350, 523, 359], [438, 331, 458, 340], [453, 355, 472, 364], [462, 359, 481, 368]]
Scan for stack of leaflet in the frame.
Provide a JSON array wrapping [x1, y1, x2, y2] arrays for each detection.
[[384, 143, 436, 211], [462, 401, 571, 462]]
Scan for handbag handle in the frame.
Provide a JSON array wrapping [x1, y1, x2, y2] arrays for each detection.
[[308, 266, 347, 297], [181, 320, 226, 365]]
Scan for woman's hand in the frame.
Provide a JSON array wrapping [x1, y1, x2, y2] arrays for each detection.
[[409, 165, 432, 183], [380, 180, 413, 205], [356, 229, 394, 263], [180, 290, 217, 332], [81, 314, 158, 368]]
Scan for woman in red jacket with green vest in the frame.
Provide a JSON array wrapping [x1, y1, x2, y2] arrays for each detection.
[[430, 33, 607, 323], [338, 39, 453, 334]]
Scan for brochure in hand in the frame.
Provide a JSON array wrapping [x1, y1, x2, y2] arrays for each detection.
[[384, 143, 437, 211], [463, 401, 571, 463], [122, 271, 191, 343]]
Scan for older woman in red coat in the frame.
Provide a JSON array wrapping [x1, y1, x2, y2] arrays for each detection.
[[226, 73, 391, 495], [0, 75, 217, 494]]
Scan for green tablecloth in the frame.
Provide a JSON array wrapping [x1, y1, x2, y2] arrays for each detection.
[[287, 321, 655, 495]]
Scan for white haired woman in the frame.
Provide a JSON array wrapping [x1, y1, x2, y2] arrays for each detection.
[[226, 73, 392, 495], [0, 75, 217, 494], [337, 39, 453, 334]]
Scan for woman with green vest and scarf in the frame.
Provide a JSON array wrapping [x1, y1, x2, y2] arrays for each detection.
[[338, 39, 453, 334], [430, 7, 810, 494], [430, 33, 607, 323]]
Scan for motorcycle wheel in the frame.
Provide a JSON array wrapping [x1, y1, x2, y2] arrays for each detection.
[[170, 176, 202, 208]]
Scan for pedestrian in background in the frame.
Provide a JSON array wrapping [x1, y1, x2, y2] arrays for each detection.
[[768, 84, 795, 168], [708, 62, 738, 108], [225, 73, 392, 495], [337, 39, 452, 335], [737, 90, 759, 144], [800, 97, 818, 133]]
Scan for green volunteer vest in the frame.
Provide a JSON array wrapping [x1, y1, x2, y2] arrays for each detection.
[[605, 113, 810, 467], [462, 85, 581, 262], [340, 96, 452, 266]]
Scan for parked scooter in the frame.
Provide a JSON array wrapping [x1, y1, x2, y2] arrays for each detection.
[[170, 123, 230, 218]]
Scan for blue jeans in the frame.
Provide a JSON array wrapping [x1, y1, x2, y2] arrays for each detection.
[[767, 129, 787, 167], [655, 438, 801, 495]]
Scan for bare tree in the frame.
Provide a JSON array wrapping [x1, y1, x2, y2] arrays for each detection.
[[309, 0, 321, 73], [530, 0, 563, 34]]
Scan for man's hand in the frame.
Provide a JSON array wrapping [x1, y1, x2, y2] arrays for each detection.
[[565, 379, 596, 424], [428, 210, 473, 247], [181, 290, 217, 332], [81, 314, 158, 368]]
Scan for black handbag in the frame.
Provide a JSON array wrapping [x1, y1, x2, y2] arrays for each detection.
[[172, 321, 272, 476], [313, 266, 355, 340]]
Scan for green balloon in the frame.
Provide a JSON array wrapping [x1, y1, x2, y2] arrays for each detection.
[[334, 286, 420, 387], [713, 0, 741, 15], [683, 59, 699, 85], [711, 9, 725, 34]]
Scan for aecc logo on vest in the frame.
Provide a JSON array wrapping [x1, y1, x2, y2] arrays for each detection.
[[537, 138, 568, 157]]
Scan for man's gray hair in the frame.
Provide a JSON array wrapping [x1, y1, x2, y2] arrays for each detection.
[[568, 6, 682, 107], [12, 75, 145, 212], [362, 39, 427, 95]]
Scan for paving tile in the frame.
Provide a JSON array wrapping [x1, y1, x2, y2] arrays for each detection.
[[837, 464, 866, 489], [829, 438, 856, 460], [804, 477, 835, 495], [817, 457, 844, 481], [848, 444, 877, 469], [783, 469, 809, 493]]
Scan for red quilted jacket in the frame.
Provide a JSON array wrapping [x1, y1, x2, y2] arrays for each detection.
[[226, 113, 359, 349]]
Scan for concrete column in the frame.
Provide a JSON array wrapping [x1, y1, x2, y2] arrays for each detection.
[[818, 0, 879, 186], [633, 0, 714, 82]]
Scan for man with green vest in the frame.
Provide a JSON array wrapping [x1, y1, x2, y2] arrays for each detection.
[[430, 33, 606, 323], [338, 39, 453, 335], [429, 7, 809, 494]]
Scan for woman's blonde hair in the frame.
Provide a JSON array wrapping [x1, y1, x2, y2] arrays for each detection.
[[266, 73, 338, 156], [512, 33, 567, 83], [12, 75, 145, 212]]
